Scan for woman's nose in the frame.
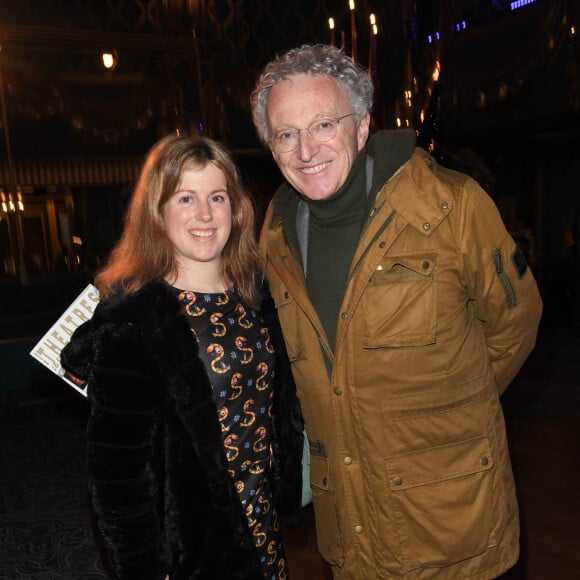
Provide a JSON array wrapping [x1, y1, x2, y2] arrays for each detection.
[[195, 199, 212, 221]]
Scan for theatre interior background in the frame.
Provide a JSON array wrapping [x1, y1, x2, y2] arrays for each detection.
[[0, 0, 578, 315], [0, 2, 579, 579]]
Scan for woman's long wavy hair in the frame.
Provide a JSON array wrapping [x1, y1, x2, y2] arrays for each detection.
[[95, 135, 263, 308]]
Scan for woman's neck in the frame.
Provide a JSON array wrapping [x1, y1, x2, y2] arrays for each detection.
[[167, 263, 230, 293]]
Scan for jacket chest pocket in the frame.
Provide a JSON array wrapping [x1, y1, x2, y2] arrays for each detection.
[[362, 251, 437, 348]]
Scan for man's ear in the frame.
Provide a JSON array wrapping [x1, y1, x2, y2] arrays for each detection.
[[357, 112, 371, 151]]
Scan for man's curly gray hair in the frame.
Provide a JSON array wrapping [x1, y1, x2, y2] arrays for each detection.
[[250, 44, 374, 145]]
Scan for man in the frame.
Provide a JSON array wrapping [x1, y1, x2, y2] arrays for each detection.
[[251, 44, 542, 579]]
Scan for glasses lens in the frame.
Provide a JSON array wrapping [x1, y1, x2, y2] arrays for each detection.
[[309, 119, 337, 143], [274, 130, 299, 152], [272, 115, 350, 152]]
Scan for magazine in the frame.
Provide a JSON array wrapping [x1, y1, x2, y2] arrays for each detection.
[[29, 284, 99, 397]]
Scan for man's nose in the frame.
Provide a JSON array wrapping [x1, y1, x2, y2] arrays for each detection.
[[297, 129, 319, 161]]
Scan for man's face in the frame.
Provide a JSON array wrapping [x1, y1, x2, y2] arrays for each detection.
[[266, 74, 370, 201]]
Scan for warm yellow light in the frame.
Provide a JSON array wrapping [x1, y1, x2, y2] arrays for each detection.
[[102, 51, 117, 70], [372, 24, 378, 35], [370, 13, 376, 26], [432, 60, 441, 82], [571, 26, 576, 36], [349, 0, 355, 11], [329, 17, 335, 30], [396, 117, 402, 128]]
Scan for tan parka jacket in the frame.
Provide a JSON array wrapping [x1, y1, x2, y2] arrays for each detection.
[[260, 136, 543, 579]]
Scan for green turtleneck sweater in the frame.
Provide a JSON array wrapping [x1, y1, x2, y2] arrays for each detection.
[[305, 148, 369, 350]]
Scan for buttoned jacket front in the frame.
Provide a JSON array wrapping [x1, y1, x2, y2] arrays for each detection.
[[260, 137, 543, 579]]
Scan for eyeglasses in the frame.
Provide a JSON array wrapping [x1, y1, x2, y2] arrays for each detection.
[[269, 113, 355, 153]]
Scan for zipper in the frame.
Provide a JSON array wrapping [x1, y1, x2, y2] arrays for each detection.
[[491, 248, 516, 309], [348, 208, 397, 285], [268, 251, 335, 378], [318, 335, 333, 378]]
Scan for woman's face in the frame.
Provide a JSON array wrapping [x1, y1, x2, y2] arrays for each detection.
[[161, 162, 232, 273]]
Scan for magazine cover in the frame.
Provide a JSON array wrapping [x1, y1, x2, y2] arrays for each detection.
[[29, 284, 99, 397]]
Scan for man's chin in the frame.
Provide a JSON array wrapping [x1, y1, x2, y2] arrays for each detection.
[[300, 188, 335, 202], [290, 181, 332, 201]]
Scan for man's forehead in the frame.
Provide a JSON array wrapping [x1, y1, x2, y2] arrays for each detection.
[[266, 75, 349, 121]]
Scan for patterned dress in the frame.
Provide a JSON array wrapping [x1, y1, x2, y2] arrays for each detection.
[[174, 285, 287, 580]]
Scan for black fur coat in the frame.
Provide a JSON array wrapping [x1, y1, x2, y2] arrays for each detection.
[[60, 279, 304, 580]]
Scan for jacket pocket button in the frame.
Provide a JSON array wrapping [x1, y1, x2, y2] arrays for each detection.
[[393, 476, 403, 486], [354, 525, 363, 534]]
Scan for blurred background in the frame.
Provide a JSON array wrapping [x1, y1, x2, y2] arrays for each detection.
[[0, 0, 578, 339], [0, 2, 578, 578]]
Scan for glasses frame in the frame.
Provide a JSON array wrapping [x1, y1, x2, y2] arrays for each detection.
[[269, 113, 356, 153]]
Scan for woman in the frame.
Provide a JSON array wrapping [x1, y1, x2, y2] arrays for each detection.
[[61, 135, 304, 580]]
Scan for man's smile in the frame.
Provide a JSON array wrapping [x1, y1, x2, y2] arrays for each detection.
[[299, 161, 331, 175]]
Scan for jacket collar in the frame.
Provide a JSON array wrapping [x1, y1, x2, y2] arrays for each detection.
[[376, 147, 454, 238]]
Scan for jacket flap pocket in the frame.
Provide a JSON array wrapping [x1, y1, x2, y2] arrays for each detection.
[[386, 436, 493, 491], [373, 251, 436, 283], [364, 251, 437, 347], [310, 454, 330, 491]]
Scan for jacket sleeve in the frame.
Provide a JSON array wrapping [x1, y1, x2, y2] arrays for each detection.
[[65, 321, 170, 580], [460, 177, 543, 394]]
